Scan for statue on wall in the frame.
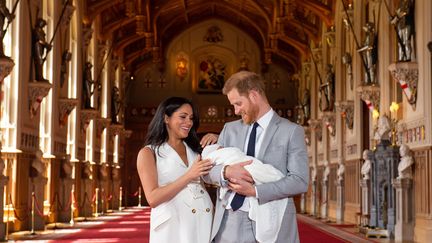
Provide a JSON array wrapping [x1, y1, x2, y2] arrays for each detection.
[[357, 22, 377, 85], [301, 89, 311, 122], [390, 0, 415, 62], [337, 162, 345, 182], [311, 166, 317, 182], [82, 62, 95, 109], [319, 64, 335, 111], [341, 52, 353, 90], [60, 50, 72, 87], [32, 18, 52, 82], [361, 149, 371, 180], [111, 86, 121, 124], [323, 160, 330, 182], [374, 116, 391, 141], [0, 0, 15, 57], [398, 144, 414, 179]]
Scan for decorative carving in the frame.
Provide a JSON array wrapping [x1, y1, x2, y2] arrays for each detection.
[[29, 81, 52, 118], [322, 160, 330, 182], [100, 165, 109, 179], [59, 98, 78, 126], [361, 149, 371, 180], [0, 57, 14, 82], [322, 112, 336, 136], [80, 109, 99, 131], [337, 158, 345, 182], [357, 85, 380, 113], [388, 62, 418, 110], [95, 117, 111, 134], [30, 150, 46, 177], [135, 15, 145, 35], [312, 47, 322, 64], [109, 123, 124, 136], [203, 25, 223, 43], [324, 26, 335, 48], [82, 25, 93, 48], [308, 119, 322, 142], [342, 53, 353, 90], [144, 32, 153, 48], [121, 129, 132, 138], [152, 46, 161, 63], [98, 40, 109, 65], [336, 100, 354, 129]]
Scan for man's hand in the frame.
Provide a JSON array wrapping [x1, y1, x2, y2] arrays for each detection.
[[228, 178, 256, 197], [200, 133, 219, 147], [224, 160, 253, 183]]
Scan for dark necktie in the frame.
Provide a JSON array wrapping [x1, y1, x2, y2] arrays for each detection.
[[230, 122, 259, 211]]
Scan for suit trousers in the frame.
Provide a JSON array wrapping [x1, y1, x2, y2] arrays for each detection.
[[214, 209, 256, 243]]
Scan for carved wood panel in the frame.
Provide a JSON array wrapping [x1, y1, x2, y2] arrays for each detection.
[[344, 159, 360, 205], [413, 147, 432, 218]]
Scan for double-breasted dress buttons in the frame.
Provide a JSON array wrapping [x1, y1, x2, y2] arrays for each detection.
[[192, 209, 196, 213], [206, 208, 210, 212]]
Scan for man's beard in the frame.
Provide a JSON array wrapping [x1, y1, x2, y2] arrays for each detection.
[[242, 105, 258, 125]]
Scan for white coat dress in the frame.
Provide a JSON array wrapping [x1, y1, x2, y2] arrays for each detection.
[[148, 142, 213, 243]]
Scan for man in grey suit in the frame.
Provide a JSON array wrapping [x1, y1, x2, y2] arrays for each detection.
[[202, 71, 309, 243]]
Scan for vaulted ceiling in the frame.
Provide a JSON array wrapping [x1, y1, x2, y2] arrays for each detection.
[[84, 0, 335, 73]]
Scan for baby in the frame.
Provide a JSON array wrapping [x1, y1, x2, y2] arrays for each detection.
[[202, 144, 287, 243]]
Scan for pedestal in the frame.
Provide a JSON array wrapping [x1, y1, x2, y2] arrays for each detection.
[[300, 193, 306, 214], [360, 179, 370, 226], [321, 180, 328, 219], [392, 178, 414, 242], [336, 179, 344, 222], [111, 179, 121, 209], [58, 178, 74, 222], [29, 176, 48, 231], [80, 178, 93, 218], [311, 181, 317, 216], [0, 176, 9, 240]]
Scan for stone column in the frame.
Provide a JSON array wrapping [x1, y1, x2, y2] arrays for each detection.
[[80, 178, 93, 218], [311, 180, 317, 216], [321, 180, 328, 219], [336, 179, 344, 222], [29, 176, 48, 230], [300, 193, 306, 214], [360, 179, 370, 226], [0, 175, 8, 240], [58, 178, 74, 222], [392, 178, 414, 242]]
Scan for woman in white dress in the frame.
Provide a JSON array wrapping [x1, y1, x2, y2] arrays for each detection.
[[137, 97, 214, 243]]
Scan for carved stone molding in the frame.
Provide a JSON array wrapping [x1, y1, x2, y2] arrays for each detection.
[[322, 112, 336, 136], [61, 2, 76, 27], [59, 98, 78, 126], [356, 85, 380, 112], [109, 124, 124, 136], [28, 81, 52, 118], [82, 25, 93, 48], [0, 57, 15, 82], [336, 100, 354, 129], [388, 62, 418, 110], [95, 117, 111, 134], [308, 118, 322, 142], [80, 109, 99, 131], [312, 47, 322, 64], [324, 27, 335, 48], [121, 129, 133, 138]]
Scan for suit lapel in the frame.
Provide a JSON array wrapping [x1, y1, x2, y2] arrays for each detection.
[[236, 121, 250, 151], [257, 114, 281, 159]]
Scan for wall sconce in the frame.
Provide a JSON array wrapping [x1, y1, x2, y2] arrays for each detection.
[[176, 55, 188, 81], [389, 102, 400, 146]]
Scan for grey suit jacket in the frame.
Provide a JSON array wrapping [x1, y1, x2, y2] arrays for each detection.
[[203, 113, 309, 243]]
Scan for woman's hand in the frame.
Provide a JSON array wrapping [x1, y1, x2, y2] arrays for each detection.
[[200, 133, 219, 147], [186, 155, 214, 181]]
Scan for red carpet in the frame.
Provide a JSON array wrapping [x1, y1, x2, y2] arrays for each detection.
[[44, 208, 348, 243], [298, 219, 349, 242], [50, 207, 150, 243]]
